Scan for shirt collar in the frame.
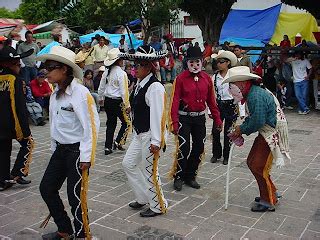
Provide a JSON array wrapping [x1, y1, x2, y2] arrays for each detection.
[[53, 78, 77, 96], [138, 73, 153, 88]]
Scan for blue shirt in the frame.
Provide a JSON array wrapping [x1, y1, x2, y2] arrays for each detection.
[[240, 85, 276, 135], [149, 42, 162, 52]]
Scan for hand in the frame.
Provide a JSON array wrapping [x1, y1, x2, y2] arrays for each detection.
[[232, 125, 242, 138], [125, 107, 131, 114], [99, 100, 104, 106], [215, 125, 223, 132], [149, 144, 160, 154], [79, 162, 91, 170], [208, 114, 212, 119]]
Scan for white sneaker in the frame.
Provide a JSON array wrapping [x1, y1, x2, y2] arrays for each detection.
[[298, 111, 307, 115], [284, 106, 294, 110]]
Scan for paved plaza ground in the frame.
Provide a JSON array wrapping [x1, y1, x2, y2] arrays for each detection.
[[0, 109, 320, 240]]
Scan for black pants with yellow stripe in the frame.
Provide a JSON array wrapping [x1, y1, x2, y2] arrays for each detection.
[[40, 143, 87, 238]]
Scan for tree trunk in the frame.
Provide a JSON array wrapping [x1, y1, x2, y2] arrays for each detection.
[[197, 13, 223, 43]]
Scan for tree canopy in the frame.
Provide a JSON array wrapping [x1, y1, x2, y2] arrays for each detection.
[[280, 0, 320, 19], [0, 7, 22, 19]]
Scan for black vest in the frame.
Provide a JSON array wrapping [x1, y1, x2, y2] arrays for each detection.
[[131, 76, 159, 134]]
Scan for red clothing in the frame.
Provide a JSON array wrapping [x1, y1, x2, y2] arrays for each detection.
[[159, 55, 175, 69], [170, 70, 222, 132], [202, 44, 213, 59], [280, 40, 291, 48], [30, 79, 52, 98], [253, 65, 263, 77]]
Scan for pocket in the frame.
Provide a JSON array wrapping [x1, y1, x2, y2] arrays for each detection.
[[58, 109, 76, 129]]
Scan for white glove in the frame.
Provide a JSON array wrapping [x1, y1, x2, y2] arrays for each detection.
[[276, 157, 285, 169]]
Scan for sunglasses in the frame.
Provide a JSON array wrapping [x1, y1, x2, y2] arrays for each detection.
[[44, 64, 62, 72], [217, 59, 229, 64], [134, 63, 148, 68]]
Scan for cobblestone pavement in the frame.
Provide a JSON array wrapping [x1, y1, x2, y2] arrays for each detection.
[[1, 109, 320, 240]]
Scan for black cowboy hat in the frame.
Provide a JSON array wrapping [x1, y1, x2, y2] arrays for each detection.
[[119, 45, 167, 61], [0, 46, 34, 62], [186, 46, 202, 60]]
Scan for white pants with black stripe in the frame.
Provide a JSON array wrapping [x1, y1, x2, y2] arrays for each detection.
[[122, 131, 168, 213]]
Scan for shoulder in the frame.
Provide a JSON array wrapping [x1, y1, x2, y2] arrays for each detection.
[[176, 70, 190, 81], [73, 80, 91, 98]]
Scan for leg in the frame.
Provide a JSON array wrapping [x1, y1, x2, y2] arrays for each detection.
[[104, 98, 118, 150], [34, 97, 45, 108], [212, 104, 224, 159], [0, 139, 12, 182], [160, 67, 166, 82], [170, 67, 176, 82], [301, 80, 309, 111], [140, 132, 167, 213], [65, 147, 86, 238], [115, 101, 129, 146], [186, 115, 206, 181], [11, 137, 34, 178], [39, 148, 73, 235], [247, 135, 277, 207], [223, 103, 238, 160], [122, 134, 148, 204], [294, 82, 303, 111], [174, 116, 191, 180], [313, 79, 320, 109], [21, 67, 30, 85]]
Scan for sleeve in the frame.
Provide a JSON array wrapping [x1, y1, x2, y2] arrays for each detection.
[[91, 46, 96, 62], [30, 81, 42, 97], [17, 44, 22, 54], [306, 60, 312, 70], [147, 83, 165, 147], [207, 75, 216, 115], [238, 102, 246, 117], [74, 92, 100, 163], [15, 78, 31, 138], [240, 94, 267, 135], [98, 70, 108, 101], [44, 81, 52, 94], [159, 59, 165, 68], [119, 72, 130, 108], [206, 77, 222, 127], [169, 76, 181, 132]]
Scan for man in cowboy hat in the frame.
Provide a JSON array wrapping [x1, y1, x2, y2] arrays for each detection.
[[121, 45, 168, 217], [169, 46, 223, 191], [223, 66, 290, 212], [0, 46, 34, 191]]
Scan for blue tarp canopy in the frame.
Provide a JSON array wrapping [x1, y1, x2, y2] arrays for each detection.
[[79, 31, 143, 49], [37, 41, 61, 56], [128, 19, 142, 26]]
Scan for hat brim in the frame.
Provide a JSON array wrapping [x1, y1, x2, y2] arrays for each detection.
[[119, 50, 167, 61], [211, 52, 238, 67], [222, 73, 261, 84], [104, 57, 119, 66], [185, 56, 203, 61], [37, 53, 83, 79], [1, 49, 34, 61]]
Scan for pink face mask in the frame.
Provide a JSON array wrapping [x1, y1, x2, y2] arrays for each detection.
[[229, 84, 243, 104], [187, 59, 202, 73]]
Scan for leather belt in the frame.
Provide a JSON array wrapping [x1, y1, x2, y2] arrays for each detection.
[[178, 110, 206, 117]]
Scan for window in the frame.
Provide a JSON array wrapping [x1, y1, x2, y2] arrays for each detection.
[[184, 16, 197, 26]]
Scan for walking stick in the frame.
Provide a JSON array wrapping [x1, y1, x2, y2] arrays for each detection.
[[225, 143, 235, 210]]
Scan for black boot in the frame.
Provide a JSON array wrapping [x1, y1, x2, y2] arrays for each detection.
[[173, 177, 183, 191], [185, 179, 200, 189]]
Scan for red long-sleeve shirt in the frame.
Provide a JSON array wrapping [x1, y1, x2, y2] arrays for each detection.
[[30, 79, 52, 98], [159, 55, 175, 69], [170, 70, 222, 132]]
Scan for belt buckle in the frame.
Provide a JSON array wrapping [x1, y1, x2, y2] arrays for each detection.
[[189, 112, 197, 117]]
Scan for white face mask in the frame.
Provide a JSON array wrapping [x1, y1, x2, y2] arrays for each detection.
[[229, 84, 243, 104], [187, 59, 202, 73]]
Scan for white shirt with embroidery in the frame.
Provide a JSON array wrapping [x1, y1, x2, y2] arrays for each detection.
[[50, 79, 100, 163]]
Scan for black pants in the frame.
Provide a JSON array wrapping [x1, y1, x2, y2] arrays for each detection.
[[0, 138, 33, 182], [212, 100, 237, 160], [175, 115, 206, 181], [39, 143, 87, 237], [104, 97, 128, 149]]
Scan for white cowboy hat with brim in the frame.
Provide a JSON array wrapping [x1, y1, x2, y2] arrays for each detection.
[[37, 46, 83, 79], [222, 66, 261, 84], [211, 50, 238, 67], [99, 65, 106, 72], [119, 45, 167, 61], [104, 48, 121, 66]]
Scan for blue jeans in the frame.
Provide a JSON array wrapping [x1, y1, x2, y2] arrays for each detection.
[[294, 80, 309, 112], [21, 66, 38, 85], [160, 67, 176, 82]]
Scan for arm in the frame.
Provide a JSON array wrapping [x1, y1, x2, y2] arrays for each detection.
[[148, 83, 165, 147], [74, 92, 100, 163], [98, 70, 108, 101], [169, 77, 181, 133], [306, 60, 313, 80], [91, 46, 96, 62], [30, 81, 43, 97], [159, 59, 165, 68], [240, 94, 267, 135], [170, 56, 175, 68], [206, 78, 222, 127], [119, 72, 130, 108]]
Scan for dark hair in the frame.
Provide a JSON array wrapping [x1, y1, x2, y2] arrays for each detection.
[[25, 31, 32, 39], [52, 34, 60, 42], [234, 45, 242, 50], [84, 69, 94, 78], [56, 64, 74, 99]]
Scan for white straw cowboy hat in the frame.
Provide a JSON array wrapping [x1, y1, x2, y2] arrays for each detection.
[[104, 48, 121, 66], [37, 46, 83, 79], [99, 65, 106, 72], [222, 66, 261, 84], [211, 50, 238, 67], [119, 45, 167, 61]]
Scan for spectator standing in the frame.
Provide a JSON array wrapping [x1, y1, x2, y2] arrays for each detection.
[[83, 69, 100, 111], [92, 36, 109, 77], [234, 45, 252, 71], [17, 31, 40, 85], [149, 35, 162, 52], [119, 35, 129, 53], [287, 51, 312, 114], [91, 34, 100, 47], [75, 42, 94, 71], [30, 69, 52, 112], [159, 51, 176, 83], [93, 66, 105, 91]]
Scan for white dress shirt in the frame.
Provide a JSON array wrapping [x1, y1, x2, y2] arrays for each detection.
[[50, 79, 100, 163], [213, 72, 233, 100], [134, 73, 166, 147], [98, 65, 130, 107]]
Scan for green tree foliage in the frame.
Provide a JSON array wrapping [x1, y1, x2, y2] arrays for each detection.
[[280, 0, 320, 18], [0, 7, 22, 19], [178, 0, 236, 43]]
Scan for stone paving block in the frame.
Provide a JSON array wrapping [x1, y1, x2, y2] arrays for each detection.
[[92, 192, 129, 206], [307, 208, 320, 232], [88, 199, 120, 214], [95, 215, 142, 234], [253, 213, 287, 232], [300, 230, 320, 240], [274, 174, 297, 186], [186, 221, 222, 240], [276, 216, 309, 238], [276, 204, 314, 220], [211, 211, 257, 228], [210, 221, 249, 240], [170, 196, 206, 213], [244, 228, 295, 240], [127, 225, 184, 240], [90, 223, 127, 239], [9, 228, 42, 240], [188, 199, 223, 218]]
